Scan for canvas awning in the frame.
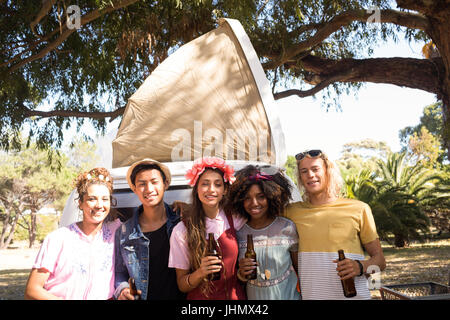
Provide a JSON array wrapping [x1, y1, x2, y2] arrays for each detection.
[[112, 18, 286, 168]]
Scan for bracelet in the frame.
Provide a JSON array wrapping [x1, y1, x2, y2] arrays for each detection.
[[355, 260, 364, 276], [236, 270, 248, 283], [186, 274, 194, 288]]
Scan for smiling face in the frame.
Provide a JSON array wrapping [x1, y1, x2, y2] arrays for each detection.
[[298, 156, 328, 197], [79, 184, 111, 225], [243, 184, 269, 221], [196, 169, 225, 210], [133, 169, 168, 208]]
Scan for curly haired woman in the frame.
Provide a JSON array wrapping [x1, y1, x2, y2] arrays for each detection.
[[25, 167, 121, 300], [168, 157, 247, 300], [227, 165, 300, 300]]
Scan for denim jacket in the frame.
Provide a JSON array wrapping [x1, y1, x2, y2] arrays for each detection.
[[113, 202, 180, 299]]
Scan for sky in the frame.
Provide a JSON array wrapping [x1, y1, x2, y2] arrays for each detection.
[[275, 38, 436, 161], [65, 31, 437, 166], [277, 83, 436, 161]]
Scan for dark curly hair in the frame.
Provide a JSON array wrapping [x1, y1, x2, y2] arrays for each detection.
[[224, 165, 292, 220]]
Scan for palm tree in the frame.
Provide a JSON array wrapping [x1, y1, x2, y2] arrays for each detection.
[[344, 152, 446, 247]]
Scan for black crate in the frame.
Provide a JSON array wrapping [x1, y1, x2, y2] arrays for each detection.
[[380, 282, 450, 300]]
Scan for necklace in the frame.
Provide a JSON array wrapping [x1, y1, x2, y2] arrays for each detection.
[[247, 217, 274, 281], [260, 233, 271, 280], [257, 221, 274, 281]]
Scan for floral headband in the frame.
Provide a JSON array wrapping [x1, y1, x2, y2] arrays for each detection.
[[185, 157, 235, 187], [86, 173, 110, 182]]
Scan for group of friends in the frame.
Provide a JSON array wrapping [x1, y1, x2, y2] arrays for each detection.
[[24, 150, 386, 300]]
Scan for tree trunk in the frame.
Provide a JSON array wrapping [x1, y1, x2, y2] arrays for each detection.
[[394, 233, 409, 248], [427, 10, 450, 160], [0, 208, 20, 250], [397, 0, 450, 159], [28, 210, 37, 248]]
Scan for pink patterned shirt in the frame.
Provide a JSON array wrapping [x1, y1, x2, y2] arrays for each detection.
[[32, 219, 121, 300]]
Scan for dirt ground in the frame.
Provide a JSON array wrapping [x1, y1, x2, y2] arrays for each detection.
[[0, 241, 40, 300], [1, 240, 449, 300]]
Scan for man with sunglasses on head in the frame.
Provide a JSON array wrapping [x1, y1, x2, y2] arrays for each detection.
[[285, 150, 385, 300]]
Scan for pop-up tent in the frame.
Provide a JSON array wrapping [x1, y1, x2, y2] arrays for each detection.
[[112, 18, 286, 168]]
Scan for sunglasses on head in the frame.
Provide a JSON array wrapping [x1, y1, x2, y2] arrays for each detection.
[[295, 149, 323, 161]]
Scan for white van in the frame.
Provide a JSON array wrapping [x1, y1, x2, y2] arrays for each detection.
[[60, 161, 301, 226]]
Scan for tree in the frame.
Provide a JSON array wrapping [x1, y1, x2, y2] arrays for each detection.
[[0, 142, 77, 247], [400, 102, 448, 165], [283, 155, 298, 186], [344, 151, 447, 247], [0, 177, 28, 249], [337, 138, 391, 178], [1, 1, 450, 157], [407, 126, 442, 168], [65, 137, 100, 173]]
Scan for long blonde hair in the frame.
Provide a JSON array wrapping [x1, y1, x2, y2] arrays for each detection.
[[296, 153, 343, 202]]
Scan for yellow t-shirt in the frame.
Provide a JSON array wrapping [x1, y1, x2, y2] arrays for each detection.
[[285, 198, 379, 300]]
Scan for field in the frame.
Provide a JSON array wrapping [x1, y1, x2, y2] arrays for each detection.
[[0, 239, 449, 300], [371, 239, 450, 299]]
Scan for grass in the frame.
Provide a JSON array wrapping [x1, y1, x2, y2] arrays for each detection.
[[370, 239, 450, 299]]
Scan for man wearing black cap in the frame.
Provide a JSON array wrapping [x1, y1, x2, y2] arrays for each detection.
[[114, 158, 185, 300]]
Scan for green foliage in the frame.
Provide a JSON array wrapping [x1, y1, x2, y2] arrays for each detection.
[[1, 0, 435, 152], [65, 137, 100, 173], [283, 155, 298, 186], [337, 138, 391, 178], [13, 214, 59, 243], [0, 138, 98, 246], [343, 151, 448, 247], [399, 102, 447, 165]]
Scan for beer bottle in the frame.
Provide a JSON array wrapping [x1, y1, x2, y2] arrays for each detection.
[[338, 249, 357, 298], [245, 234, 257, 280], [206, 233, 221, 281], [128, 277, 141, 300]]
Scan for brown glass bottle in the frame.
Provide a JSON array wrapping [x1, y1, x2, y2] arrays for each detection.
[[245, 234, 257, 280], [338, 249, 357, 298], [206, 233, 221, 281], [128, 277, 141, 300]]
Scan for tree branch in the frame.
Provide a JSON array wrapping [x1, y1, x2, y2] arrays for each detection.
[[7, 0, 139, 74], [277, 55, 443, 99], [30, 0, 57, 37], [395, 0, 449, 15], [273, 67, 355, 100], [262, 8, 429, 70], [21, 104, 126, 122]]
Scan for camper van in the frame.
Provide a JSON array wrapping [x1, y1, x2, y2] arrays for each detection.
[[60, 18, 300, 226]]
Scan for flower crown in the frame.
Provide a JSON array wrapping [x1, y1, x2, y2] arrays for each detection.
[[86, 170, 111, 182], [185, 157, 235, 187]]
